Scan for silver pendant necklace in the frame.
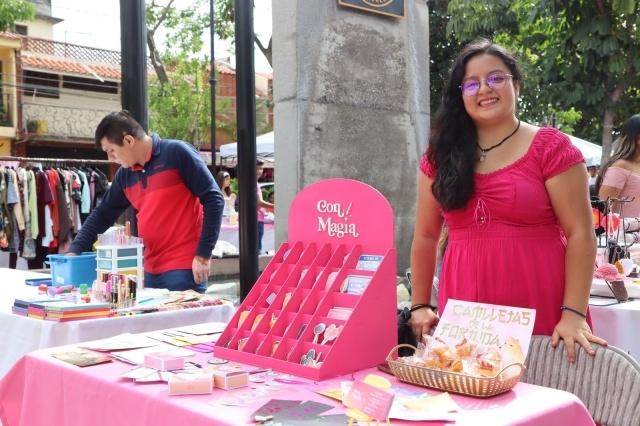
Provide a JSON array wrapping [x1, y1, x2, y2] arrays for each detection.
[[478, 119, 521, 162]]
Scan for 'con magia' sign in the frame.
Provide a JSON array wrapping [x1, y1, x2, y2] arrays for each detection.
[[316, 200, 360, 239]]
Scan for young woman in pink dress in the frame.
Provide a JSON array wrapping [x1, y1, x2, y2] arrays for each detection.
[[596, 114, 640, 217], [409, 39, 606, 362]]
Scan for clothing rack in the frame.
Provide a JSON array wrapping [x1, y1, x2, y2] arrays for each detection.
[[0, 156, 111, 165]]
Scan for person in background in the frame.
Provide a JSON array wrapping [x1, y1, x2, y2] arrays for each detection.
[[256, 160, 274, 254], [409, 39, 606, 362], [68, 111, 225, 293], [216, 170, 237, 217], [596, 114, 640, 217], [587, 162, 599, 198]]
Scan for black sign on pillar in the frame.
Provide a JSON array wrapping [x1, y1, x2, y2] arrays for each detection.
[[338, 0, 405, 18], [119, 0, 148, 236]]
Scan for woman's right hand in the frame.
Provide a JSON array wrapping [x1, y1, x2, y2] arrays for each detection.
[[409, 307, 440, 341]]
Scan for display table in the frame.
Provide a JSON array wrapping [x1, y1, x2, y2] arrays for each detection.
[[218, 222, 274, 253], [0, 268, 235, 378], [0, 329, 595, 426], [590, 296, 640, 360]]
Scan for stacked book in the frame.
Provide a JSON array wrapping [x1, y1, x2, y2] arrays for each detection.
[[12, 297, 57, 317], [13, 299, 112, 321], [44, 301, 112, 321]]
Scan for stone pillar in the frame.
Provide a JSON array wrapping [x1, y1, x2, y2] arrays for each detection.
[[272, 1, 430, 272]]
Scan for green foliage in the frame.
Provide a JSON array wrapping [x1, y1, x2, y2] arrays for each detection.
[[145, 1, 273, 146], [147, 55, 211, 144], [0, 0, 35, 32], [440, 0, 640, 149]]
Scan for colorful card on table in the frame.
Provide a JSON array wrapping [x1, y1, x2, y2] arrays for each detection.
[[343, 380, 395, 421], [51, 349, 112, 367], [434, 299, 536, 362]]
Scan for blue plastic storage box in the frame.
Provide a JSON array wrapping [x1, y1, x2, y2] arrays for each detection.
[[46, 252, 97, 287]]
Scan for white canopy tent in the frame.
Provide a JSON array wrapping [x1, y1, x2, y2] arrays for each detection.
[[569, 135, 602, 167], [219, 131, 274, 168], [216, 130, 602, 169]]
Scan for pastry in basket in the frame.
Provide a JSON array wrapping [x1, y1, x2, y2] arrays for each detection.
[[455, 337, 477, 357], [474, 347, 502, 377]]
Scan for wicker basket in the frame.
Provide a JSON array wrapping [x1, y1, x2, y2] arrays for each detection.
[[386, 344, 525, 398]]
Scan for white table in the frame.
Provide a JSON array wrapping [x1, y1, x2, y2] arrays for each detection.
[[0, 268, 235, 378], [590, 296, 640, 361], [218, 222, 275, 253]]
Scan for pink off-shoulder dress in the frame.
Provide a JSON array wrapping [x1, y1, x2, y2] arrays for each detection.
[[421, 127, 589, 335]]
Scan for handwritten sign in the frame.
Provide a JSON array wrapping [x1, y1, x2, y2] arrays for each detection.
[[343, 380, 394, 421], [316, 199, 360, 239], [435, 299, 536, 360]]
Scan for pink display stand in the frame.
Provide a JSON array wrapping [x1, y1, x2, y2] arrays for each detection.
[[215, 178, 397, 380]]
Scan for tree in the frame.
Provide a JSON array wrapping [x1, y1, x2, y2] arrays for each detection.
[[444, 0, 640, 164], [0, 0, 35, 32], [145, 1, 273, 145]]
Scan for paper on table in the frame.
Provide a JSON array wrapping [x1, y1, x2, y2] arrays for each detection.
[[389, 392, 459, 422], [110, 345, 194, 365], [177, 322, 228, 335], [80, 333, 159, 352]]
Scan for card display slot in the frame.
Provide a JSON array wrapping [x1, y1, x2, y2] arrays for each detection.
[[310, 242, 333, 268], [296, 342, 330, 368], [333, 270, 375, 295], [297, 242, 319, 266], [216, 327, 238, 349], [298, 289, 326, 315], [236, 307, 267, 332], [325, 244, 348, 268], [341, 245, 363, 269], [227, 329, 251, 351], [271, 338, 298, 361], [316, 292, 359, 320], [268, 311, 296, 337], [307, 317, 346, 346], [255, 334, 284, 357], [227, 305, 252, 328], [280, 241, 304, 264], [281, 313, 313, 341], [297, 266, 318, 289], [241, 332, 267, 354]]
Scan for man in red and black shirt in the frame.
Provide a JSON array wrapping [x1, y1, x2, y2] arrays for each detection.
[[69, 111, 224, 292]]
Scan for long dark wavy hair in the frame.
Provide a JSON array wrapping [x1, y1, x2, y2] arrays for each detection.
[[595, 114, 640, 194], [427, 39, 522, 210]]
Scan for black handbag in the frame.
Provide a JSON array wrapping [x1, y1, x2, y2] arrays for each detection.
[[397, 307, 417, 357]]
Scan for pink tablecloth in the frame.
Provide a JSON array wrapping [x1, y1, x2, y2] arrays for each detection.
[[0, 346, 594, 426]]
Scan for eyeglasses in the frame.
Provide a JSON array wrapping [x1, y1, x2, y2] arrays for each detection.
[[460, 72, 513, 96]]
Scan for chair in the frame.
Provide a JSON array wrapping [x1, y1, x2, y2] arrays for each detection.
[[523, 335, 640, 426]]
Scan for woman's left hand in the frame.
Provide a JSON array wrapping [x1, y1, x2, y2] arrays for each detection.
[[551, 313, 608, 362]]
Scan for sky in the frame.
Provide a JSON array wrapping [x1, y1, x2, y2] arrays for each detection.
[[50, 0, 273, 72]]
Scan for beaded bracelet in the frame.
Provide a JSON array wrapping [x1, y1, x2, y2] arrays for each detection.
[[410, 303, 438, 313], [560, 305, 586, 318]]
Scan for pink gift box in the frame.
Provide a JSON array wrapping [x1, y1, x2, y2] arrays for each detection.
[[143, 352, 186, 371], [213, 370, 248, 390], [168, 372, 214, 395]]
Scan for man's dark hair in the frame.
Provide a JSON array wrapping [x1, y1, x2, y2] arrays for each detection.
[[94, 110, 146, 149], [256, 159, 264, 166]]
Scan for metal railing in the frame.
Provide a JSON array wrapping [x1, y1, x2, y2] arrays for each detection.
[[22, 37, 121, 65]]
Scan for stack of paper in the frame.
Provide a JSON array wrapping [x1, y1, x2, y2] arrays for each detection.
[[44, 301, 112, 321]]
